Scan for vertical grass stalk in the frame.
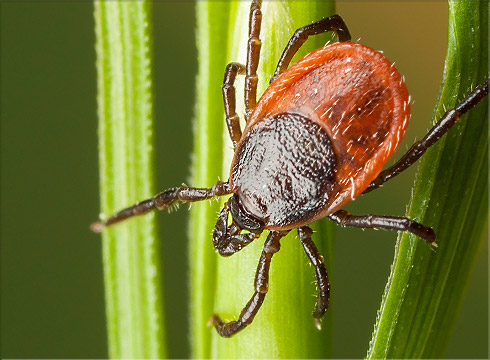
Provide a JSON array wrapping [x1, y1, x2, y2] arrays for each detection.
[[367, 1, 488, 358], [190, 2, 337, 358], [189, 2, 231, 358], [94, 2, 166, 358]]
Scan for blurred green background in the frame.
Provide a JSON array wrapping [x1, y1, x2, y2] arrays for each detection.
[[1, 1, 487, 358]]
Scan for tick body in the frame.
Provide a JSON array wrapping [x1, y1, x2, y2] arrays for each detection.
[[92, 0, 489, 338], [231, 42, 410, 230]]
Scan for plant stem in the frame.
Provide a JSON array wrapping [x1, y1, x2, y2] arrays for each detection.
[[190, 1, 337, 358], [94, 2, 166, 358], [367, 1, 488, 358], [188, 2, 231, 358]]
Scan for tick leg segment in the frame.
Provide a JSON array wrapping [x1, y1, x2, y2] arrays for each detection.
[[223, 62, 246, 149], [328, 210, 437, 247], [91, 181, 232, 231], [211, 230, 285, 337], [271, 14, 351, 83], [298, 226, 330, 328], [245, 0, 263, 123], [213, 201, 261, 257], [364, 78, 489, 194]]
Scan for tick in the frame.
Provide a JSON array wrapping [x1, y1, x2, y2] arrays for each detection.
[[92, 0, 489, 337]]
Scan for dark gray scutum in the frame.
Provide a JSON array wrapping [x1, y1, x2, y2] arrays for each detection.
[[232, 113, 337, 227]]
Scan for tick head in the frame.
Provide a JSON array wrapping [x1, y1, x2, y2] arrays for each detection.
[[229, 194, 265, 233]]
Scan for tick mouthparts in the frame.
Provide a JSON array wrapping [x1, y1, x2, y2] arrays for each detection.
[[90, 221, 106, 233], [314, 318, 322, 331]]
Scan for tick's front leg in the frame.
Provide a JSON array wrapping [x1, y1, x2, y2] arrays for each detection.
[[328, 210, 437, 247], [210, 230, 285, 337], [91, 181, 231, 231], [298, 226, 330, 329]]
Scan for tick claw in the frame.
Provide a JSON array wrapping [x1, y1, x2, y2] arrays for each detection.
[[208, 314, 223, 327], [90, 221, 106, 233]]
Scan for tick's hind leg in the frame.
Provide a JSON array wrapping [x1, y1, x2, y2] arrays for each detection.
[[298, 226, 330, 329], [223, 62, 246, 149], [271, 14, 351, 83], [328, 210, 437, 247], [91, 181, 232, 231], [244, 0, 263, 123], [222, 0, 264, 145], [210, 230, 285, 337]]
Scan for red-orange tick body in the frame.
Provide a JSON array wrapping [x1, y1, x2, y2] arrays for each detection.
[[232, 42, 410, 231], [92, 0, 489, 337]]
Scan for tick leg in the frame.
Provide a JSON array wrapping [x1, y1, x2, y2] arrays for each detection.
[[213, 201, 261, 257], [328, 210, 437, 247], [210, 230, 284, 337], [298, 226, 330, 329], [91, 181, 232, 231], [271, 14, 351, 83], [244, 0, 262, 123], [364, 78, 489, 194], [223, 62, 246, 149]]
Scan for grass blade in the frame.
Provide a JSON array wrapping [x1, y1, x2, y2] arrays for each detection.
[[190, 1, 337, 358], [189, 2, 231, 358], [94, 2, 166, 358], [367, 1, 488, 358]]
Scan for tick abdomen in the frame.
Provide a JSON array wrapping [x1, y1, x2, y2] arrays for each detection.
[[246, 42, 410, 215], [230, 113, 337, 229]]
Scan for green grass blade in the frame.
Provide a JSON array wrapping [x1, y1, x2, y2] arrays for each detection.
[[367, 1, 488, 358], [94, 2, 166, 358], [190, 1, 337, 358], [189, 2, 231, 358]]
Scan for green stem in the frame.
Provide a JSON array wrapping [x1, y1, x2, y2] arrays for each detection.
[[190, 1, 337, 358], [94, 2, 166, 358], [189, 2, 231, 358], [367, 1, 488, 358]]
